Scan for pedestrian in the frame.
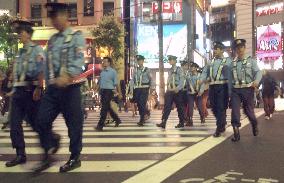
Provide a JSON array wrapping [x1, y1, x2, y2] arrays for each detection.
[[230, 39, 262, 142], [200, 42, 231, 137], [157, 55, 185, 128], [5, 20, 44, 167], [180, 60, 190, 126], [131, 55, 155, 126], [260, 70, 280, 120], [95, 57, 122, 131], [186, 62, 205, 126], [34, 2, 85, 173]]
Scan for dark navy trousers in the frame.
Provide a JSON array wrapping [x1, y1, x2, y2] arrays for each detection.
[[188, 93, 203, 119], [231, 87, 258, 127], [162, 91, 184, 124], [209, 84, 229, 129], [97, 89, 121, 127], [36, 84, 83, 156], [10, 87, 40, 155], [133, 88, 149, 122]]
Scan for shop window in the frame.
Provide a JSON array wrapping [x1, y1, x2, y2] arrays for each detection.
[[68, 3, 77, 19], [103, 2, 114, 16], [31, 4, 41, 19]]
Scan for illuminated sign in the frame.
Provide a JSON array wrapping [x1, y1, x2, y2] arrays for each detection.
[[256, 23, 283, 68], [152, 1, 182, 14], [0, 9, 9, 16], [256, 2, 283, 16], [137, 24, 187, 68]]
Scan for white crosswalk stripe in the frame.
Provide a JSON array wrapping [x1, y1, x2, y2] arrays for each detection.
[[0, 109, 243, 173]]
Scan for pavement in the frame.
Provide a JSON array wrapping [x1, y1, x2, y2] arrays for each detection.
[[0, 108, 283, 183]]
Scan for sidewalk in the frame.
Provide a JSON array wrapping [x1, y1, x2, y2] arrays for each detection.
[[163, 110, 284, 183]]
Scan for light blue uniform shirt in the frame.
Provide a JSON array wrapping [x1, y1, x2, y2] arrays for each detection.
[[99, 67, 118, 90], [46, 27, 85, 81], [14, 42, 44, 81], [230, 56, 262, 88], [131, 66, 155, 89], [167, 66, 184, 91], [201, 57, 232, 84], [186, 72, 205, 95]]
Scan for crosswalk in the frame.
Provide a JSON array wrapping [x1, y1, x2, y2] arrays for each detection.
[[0, 109, 245, 174]]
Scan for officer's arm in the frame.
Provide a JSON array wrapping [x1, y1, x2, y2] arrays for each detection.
[[67, 32, 85, 77], [177, 68, 184, 91], [198, 83, 205, 96], [35, 46, 45, 88], [148, 69, 155, 89], [252, 59, 262, 85], [113, 70, 120, 95], [200, 65, 209, 83], [227, 59, 233, 97]]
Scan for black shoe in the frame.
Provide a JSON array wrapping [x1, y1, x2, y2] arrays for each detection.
[[231, 127, 240, 142], [156, 122, 166, 129], [213, 129, 221, 138], [95, 126, 103, 131], [185, 121, 193, 127], [252, 125, 259, 136], [59, 158, 81, 173], [137, 121, 144, 126], [33, 155, 51, 173], [115, 121, 121, 127], [175, 123, 184, 128], [5, 155, 26, 167], [1, 122, 9, 130]]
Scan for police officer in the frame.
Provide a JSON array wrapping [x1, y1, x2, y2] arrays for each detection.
[[180, 60, 190, 126], [95, 57, 122, 131], [157, 55, 185, 128], [34, 3, 85, 172], [200, 42, 231, 137], [5, 20, 44, 167], [131, 55, 155, 126], [230, 39, 262, 142], [186, 62, 205, 126]]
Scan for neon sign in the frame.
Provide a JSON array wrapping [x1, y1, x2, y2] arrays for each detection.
[[256, 2, 283, 16]]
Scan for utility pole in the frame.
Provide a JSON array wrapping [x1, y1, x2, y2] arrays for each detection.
[[158, 0, 165, 107]]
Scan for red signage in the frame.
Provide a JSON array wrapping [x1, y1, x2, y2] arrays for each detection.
[[152, 1, 182, 14], [256, 2, 283, 16], [256, 24, 283, 62]]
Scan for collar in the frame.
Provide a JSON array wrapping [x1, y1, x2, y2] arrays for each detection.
[[58, 27, 72, 37], [104, 66, 111, 71], [23, 41, 34, 49], [138, 66, 144, 70], [171, 65, 177, 70]]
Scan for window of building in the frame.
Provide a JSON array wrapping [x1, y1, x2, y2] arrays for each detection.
[[31, 4, 41, 19], [68, 3, 77, 19], [103, 2, 114, 16]]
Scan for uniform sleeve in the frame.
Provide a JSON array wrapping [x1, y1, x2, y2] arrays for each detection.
[[35, 45, 45, 74], [177, 67, 184, 91], [113, 69, 118, 86], [67, 32, 86, 77], [227, 59, 233, 97], [200, 65, 209, 82], [252, 58, 262, 84], [199, 83, 205, 95], [147, 69, 155, 89]]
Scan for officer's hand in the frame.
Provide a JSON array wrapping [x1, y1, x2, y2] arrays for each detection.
[[33, 88, 42, 101], [118, 93, 122, 100], [251, 81, 259, 88], [55, 75, 72, 88], [174, 89, 179, 93], [198, 92, 202, 97], [6, 91, 14, 97]]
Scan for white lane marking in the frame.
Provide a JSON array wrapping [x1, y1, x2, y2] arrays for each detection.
[[123, 111, 264, 183]]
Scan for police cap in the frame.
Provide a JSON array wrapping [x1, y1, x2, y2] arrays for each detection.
[[136, 55, 145, 61], [180, 60, 188, 66], [213, 41, 225, 50], [189, 62, 199, 68], [45, 3, 68, 17], [167, 55, 177, 61], [232, 39, 246, 49], [11, 20, 34, 35]]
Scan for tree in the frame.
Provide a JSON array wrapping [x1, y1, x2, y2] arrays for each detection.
[[90, 15, 125, 62], [0, 14, 18, 66], [158, 0, 165, 107]]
